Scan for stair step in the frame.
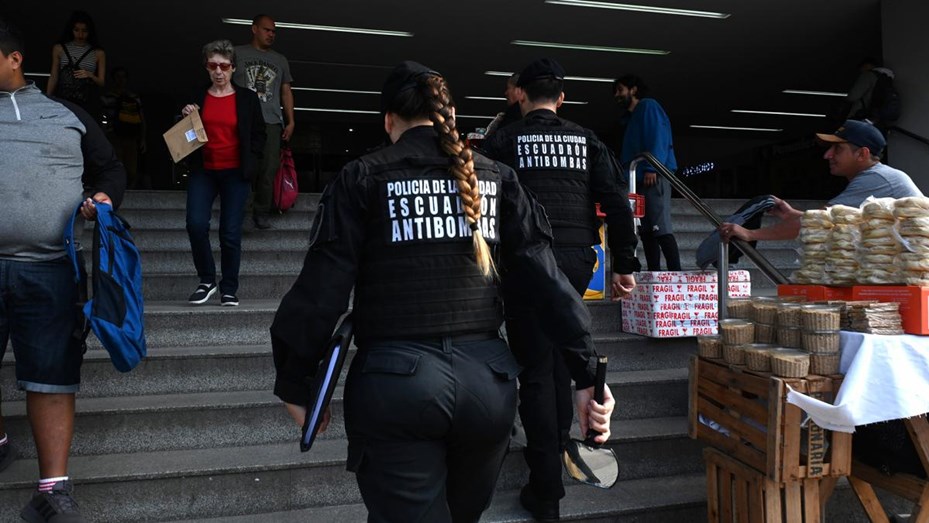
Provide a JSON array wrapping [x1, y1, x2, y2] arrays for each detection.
[[120, 190, 320, 211], [178, 473, 709, 523], [0, 417, 702, 522], [118, 208, 316, 231], [2, 334, 695, 400], [0, 365, 690, 457]]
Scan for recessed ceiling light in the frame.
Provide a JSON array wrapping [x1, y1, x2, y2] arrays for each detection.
[[349, 128, 354, 132], [24, 72, 50, 77], [545, 0, 730, 19], [782, 89, 847, 98], [512, 39, 669, 56], [464, 95, 587, 105], [484, 71, 615, 83], [295, 107, 380, 114], [731, 110, 826, 118], [292, 87, 380, 95], [221, 18, 413, 37], [690, 125, 782, 132]]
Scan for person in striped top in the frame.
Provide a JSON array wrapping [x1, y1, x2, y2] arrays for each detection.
[[47, 10, 105, 114]]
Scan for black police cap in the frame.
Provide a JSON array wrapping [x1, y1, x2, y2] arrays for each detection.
[[380, 61, 441, 112], [516, 58, 565, 87]]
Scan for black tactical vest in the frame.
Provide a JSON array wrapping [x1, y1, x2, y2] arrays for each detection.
[[352, 156, 504, 341], [510, 125, 599, 247]]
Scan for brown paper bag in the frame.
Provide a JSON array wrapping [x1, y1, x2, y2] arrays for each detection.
[[163, 110, 208, 163]]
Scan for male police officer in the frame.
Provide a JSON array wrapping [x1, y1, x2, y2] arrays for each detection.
[[481, 58, 639, 520]]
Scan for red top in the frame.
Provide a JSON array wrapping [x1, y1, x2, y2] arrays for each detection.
[[201, 92, 240, 170]]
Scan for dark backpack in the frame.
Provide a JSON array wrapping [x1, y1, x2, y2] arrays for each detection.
[[56, 46, 95, 105], [65, 201, 146, 372], [868, 70, 901, 124], [273, 144, 299, 212]]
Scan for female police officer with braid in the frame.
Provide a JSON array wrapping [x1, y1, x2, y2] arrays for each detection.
[[270, 61, 615, 523]]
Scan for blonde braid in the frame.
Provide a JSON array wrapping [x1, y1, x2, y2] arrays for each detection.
[[423, 75, 495, 278]]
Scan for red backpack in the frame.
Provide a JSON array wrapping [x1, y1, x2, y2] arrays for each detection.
[[273, 144, 299, 212]]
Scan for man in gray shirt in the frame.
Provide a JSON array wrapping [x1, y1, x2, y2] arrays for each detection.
[[1, 18, 125, 522], [720, 120, 923, 243], [233, 14, 295, 229]]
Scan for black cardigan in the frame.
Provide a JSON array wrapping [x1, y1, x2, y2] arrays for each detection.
[[185, 83, 266, 181]]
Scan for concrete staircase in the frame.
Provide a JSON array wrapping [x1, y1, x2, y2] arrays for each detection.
[[0, 191, 891, 522]]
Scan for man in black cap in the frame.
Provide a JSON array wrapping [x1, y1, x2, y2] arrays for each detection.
[[480, 58, 639, 521], [720, 119, 922, 243]]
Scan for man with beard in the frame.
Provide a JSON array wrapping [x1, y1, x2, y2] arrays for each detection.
[[614, 74, 681, 271]]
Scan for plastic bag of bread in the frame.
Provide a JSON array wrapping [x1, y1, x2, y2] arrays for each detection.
[[861, 253, 896, 265], [830, 204, 863, 224], [801, 210, 833, 229], [800, 228, 831, 243], [898, 217, 929, 238], [900, 235, 929, 253], [894, 196, 929, 219], [862, 197, 896, 221], [898, 253, 929, 271], [858, 269, 902, 285]]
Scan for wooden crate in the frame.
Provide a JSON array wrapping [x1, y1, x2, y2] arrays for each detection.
[[704, 447, 836, 523], [689, 356, 852, 484]]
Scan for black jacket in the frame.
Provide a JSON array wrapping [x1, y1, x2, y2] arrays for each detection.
[[185, 83, 265, 180], [271, 126, 599, 405], [480, 109, 639, 274]]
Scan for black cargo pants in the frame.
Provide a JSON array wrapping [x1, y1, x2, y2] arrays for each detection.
[[344, 335, 520, 523], [503, 246, 596, 501]]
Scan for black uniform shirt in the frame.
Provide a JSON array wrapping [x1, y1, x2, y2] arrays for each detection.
[[271, 125, 600, 405], [480, 109, 639, 274]]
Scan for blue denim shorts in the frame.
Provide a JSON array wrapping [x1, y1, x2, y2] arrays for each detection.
[[0, 256, 84, 393]]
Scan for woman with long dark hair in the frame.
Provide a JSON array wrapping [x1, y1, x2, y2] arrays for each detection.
[[271, 61, 615, 522], [47, 10, 105, 113]]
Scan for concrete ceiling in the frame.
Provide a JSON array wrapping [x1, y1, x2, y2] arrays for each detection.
[[5, 0, 882, 160]]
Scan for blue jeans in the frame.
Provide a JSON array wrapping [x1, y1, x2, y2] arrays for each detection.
[[186, 168, 251, 296], [0, 257, 84, 393]]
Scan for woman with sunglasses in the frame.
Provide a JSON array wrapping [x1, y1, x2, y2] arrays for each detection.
[[180, 39, 265, 307]]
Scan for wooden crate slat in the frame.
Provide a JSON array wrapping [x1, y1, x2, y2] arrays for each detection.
[[853, 459, 929, 502], [698, 378, 769, 425], [764, 477, 783, 523], [783, 481, 803, 522], [689, 357, 700, 439], [803, 479, 821, 523], [696, 422, 768, 474], [721, 467, 734, 523], [735, 473, 750, 523], [848, 476, 891, 523], [697, 396, 768, 451], [907, 417, 929, 474], [748, 473, 765, 523], [707, 454, 720, 522], [700, 359, 770, 397]]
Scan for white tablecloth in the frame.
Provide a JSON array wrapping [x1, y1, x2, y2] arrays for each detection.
[[786, 331, 929, 433]]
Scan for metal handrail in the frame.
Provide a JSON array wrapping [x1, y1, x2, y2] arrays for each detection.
[[889, 125, 929, 148], [628, 152, 790, 318]]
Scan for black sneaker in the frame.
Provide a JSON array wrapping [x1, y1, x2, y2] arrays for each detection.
[[220, 294, 239, 307], [0, 439, 13, 473], [188, 283, 217, 304], [253, 213, 272, 230], [21, 480, 85, 523]]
